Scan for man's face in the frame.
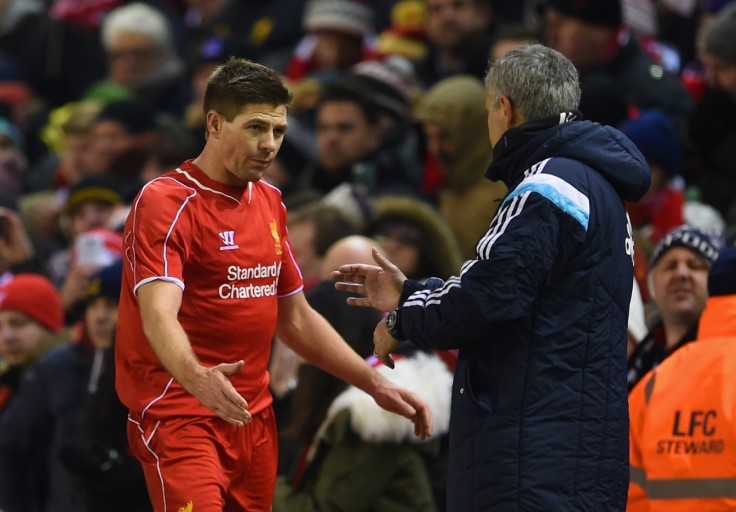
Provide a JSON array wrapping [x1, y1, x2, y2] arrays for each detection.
[[84, 120, 134, 174], [701, 52, 736, 98], [316, 101, 380, 172], [425, 0, 490, 51], [85, 296, 118, 350], [650, 247, 710, 325], [544, 10, 609, 72], [0, 311, 49, 366], [422, 122, 458, 171], [70, 201, 114, 239], [107, 32, 163, 87], [286, 221, 320, 283], [210, 102, 288, 185]]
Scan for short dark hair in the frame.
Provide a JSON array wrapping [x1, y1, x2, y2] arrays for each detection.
[[203, 57, 292, 121], [317, 83, 381, 125]]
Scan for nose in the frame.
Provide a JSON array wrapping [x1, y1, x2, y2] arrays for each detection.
[[260, 131, 277, 153]]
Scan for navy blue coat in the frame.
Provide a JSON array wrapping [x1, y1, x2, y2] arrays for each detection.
[[398, 116, 650, 511]]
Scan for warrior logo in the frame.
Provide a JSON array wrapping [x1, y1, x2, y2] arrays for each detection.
[[219, 231, 239, 251]]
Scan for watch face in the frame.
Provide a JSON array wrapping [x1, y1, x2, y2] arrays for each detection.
[[386, 309, 398, 332]]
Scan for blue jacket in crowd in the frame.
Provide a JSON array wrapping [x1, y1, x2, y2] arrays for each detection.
[[396, 113, 651, 511]]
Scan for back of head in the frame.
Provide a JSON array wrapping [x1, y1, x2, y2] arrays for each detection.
[[701, 2, 736, 65], [203, 58, 292, 122], [320, 234, 377, 278], [620, 109, 681, 178], [484, 43, 581, 121]]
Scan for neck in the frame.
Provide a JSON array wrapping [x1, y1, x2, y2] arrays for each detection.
[[663, 318, 694, 350]]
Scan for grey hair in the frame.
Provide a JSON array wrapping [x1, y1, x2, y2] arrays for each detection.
[[484, 44, 581, 120], [101, 2, 173, 54]]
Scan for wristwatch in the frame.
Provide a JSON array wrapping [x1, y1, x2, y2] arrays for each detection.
[[385, 308, 404, 340]]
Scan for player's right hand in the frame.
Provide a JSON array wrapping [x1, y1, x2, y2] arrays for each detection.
[[193, 360, 252, 427]]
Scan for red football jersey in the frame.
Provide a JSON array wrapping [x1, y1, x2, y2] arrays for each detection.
[[115, 160, 303, 419]]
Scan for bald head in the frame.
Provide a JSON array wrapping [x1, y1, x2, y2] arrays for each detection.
[[321, 235, 381, 279]]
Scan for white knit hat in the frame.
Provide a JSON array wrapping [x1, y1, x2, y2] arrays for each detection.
[[303, 0, 374, 37]]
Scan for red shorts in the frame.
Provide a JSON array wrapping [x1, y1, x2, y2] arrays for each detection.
[[127, 407, 278, 512]]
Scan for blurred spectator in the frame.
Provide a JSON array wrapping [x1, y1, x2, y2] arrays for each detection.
[[295, 67, 423, 198], [273, 235, 453, 512], [627, 226, 724, 390], [365, 195, 464, 281], [0, 200, 38, 280], [0, 116, 28, 199], [0, 273, 65, 419], [0, 0, 106, 107], [621, 109, 686, 256], [414, 75, 507, 259], [376, 0, 428, 60], [489, 23, 538, 63], [28, 100, 103, 193], [285, 202, 361, 292], [284, 0, 378, 83], [48, 175, 123, 314], [84, 2, 191, 117], [184, 0, 305, 72], [542, 0, 694, 131], [685, 2, 736, 225], [0, 260, 124, 512], [82, 99, 160, 176], [628, 246, 736, 510], [412, 0, 495, 89]]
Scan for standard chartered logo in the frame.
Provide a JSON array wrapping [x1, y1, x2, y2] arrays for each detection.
[[219, 263, 281, 299]]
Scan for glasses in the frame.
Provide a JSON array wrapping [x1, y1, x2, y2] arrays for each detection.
[[107, 47, 160, 62]]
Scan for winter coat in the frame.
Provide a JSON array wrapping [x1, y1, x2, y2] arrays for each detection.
[[273, 352, 453, 512], [0, 342, 92, 512], [628, 294, 736, 511], [395, 114, 651, 511]]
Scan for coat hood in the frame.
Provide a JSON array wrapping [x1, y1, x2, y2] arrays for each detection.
[[321, 352, 452, 444], [487, 115, 651, 202]]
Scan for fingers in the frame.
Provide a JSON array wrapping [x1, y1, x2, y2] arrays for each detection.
[[371, 247, 392, 270], [218, 360, 245, 377]]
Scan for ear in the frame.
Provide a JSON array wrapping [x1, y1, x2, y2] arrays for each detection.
[[498, 95, 515, 131], [205, 110, 223, 138]]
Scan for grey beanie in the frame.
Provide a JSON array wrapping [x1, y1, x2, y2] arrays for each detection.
[[703, 2, 736, 64]]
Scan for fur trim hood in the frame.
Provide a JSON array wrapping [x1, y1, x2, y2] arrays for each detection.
[[321, 352, 453, 444]]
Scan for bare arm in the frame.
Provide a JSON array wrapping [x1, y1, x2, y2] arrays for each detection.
[[275, 291, 433, 439], [137, 280, 251, 426]]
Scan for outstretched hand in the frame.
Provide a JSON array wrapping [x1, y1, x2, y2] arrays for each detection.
[[332, 247, 406, 312], [372, 380, 434, 440], [191, 360, 252, 427]]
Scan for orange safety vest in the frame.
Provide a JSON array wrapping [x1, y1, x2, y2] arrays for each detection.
[[628, 297, 736, 511]]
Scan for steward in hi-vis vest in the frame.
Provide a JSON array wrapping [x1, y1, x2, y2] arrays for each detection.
[[628, 246, 736, 511]]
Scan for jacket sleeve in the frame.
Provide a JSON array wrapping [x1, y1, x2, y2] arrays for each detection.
[[0, 365, 53, 512], [627, 372, 652, 512], [399, 186, 580, 350]]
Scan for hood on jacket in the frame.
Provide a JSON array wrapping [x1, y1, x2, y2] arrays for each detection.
[[414, 75, 494, 193], [487, 115, 651, 203], [366, 195, 464, 280], [321, 352, 452, 444]]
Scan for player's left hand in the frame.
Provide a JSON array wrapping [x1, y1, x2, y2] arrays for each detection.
[[372, 380, 434, 440]]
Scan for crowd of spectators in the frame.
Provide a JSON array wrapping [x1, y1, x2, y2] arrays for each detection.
[[0, 0, 735, 510]]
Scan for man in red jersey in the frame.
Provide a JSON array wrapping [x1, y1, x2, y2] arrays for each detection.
[[115, 57, 433, 512]]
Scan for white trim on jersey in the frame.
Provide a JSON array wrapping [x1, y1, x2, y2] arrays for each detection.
[[175, 168, 242, 204]]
